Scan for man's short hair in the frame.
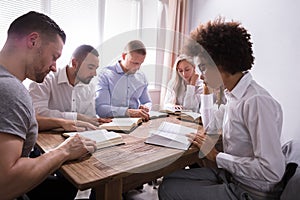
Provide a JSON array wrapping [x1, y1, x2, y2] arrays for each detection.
[[72, 45, 99, 67], [8, 11, 66, 44], [124, 40, 146, 55]]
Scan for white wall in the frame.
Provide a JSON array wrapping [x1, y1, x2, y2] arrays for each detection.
[[190, 0, 300, 143]]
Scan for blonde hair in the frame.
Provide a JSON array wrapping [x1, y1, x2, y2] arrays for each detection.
[[165, 54, 195, 105]]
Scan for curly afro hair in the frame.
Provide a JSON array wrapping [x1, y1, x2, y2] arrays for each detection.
[[190, 18, 254, 75]]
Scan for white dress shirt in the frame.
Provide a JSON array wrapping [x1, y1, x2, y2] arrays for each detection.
[[164, 79, 203, 112], [29, 66, 96, 120], [200, 72, 285, 192]]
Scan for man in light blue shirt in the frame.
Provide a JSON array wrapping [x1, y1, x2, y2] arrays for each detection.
[[95, 40, 152, 121]]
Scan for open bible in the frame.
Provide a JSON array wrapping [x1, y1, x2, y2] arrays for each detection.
[[178, 111, 202, 124], [62, 129, 125, 150], [159, 104, 182, 115], [149, 110, 169, 119], [99, 117, 143, 133], [145, 122, 197, 150]]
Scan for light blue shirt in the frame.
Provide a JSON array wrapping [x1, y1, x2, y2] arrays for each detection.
[[96, 61, 152, 117]]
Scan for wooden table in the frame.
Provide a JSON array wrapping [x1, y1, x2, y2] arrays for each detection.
[[36, 116, 202, 200]]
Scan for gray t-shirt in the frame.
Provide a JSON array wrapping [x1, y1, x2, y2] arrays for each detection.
[[0, 65, 37, 157]]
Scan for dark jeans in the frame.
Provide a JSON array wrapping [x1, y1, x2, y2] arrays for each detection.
[[23, 146, 78, 200], [89, 188, 126, 200], [158, 168, 281, 200], [26, 173, 77, 200]]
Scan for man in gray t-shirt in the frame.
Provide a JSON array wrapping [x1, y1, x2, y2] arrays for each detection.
[[0, 11, 97, 200], [0, 65, 37, 157]]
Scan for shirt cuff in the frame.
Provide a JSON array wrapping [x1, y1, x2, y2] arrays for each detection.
[[200, 94, 214, 109], [113, 107, 128, 117], [65, 112, 77, 121], [216, 152, 230, 169]]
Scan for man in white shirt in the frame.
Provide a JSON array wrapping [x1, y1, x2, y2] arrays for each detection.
[[158, 18, 285, 200], [29, 45, 111, 126]]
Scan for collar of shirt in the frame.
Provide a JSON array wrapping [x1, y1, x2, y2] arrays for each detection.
[[115, 61, 137, 77], [57, 66, 70, 85], [116, 61, 126, 75], [224, 72, 252, 100], [57, 66, 87, 87]]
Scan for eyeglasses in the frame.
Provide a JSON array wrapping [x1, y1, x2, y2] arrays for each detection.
[[198, 63, 207, 75]]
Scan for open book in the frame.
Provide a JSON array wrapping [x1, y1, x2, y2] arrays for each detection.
[[149, 110, 169, 119], [159, 108, 181, 115], [99, 117, 143, 133], [178, 111, 202, 124], [62, 129, 125, 150], [145, 122, 197, 150]]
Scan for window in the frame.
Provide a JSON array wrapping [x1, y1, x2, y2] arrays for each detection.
[[0, 0, 100, 88], [102, 0, 159, 89], [0, 0, 44, 89], [46, 0, 100, 68], [0, 0, 160, 90], [103, 0, 141, 41], [0, 0, 43, 47]]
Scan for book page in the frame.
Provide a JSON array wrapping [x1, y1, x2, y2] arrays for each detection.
[[181, 111, 201, 120], [145, 134, 188, 150], [63, 129, 121, 143], [149, 111, 169, 119], [151, 130, 190, 145], [145, 122, 197, 150], [160, 104, 182, 114], [158, 122, 197, 135], [100, 118, 141, 128]]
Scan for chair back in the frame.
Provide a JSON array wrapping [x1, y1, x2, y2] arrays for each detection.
[[274, 162, 298, 193]]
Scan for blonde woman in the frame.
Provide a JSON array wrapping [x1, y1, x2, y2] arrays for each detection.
[[164, 54, 203, 112]]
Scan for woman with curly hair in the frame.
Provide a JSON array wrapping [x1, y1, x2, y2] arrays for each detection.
[[158, 18, 285, 200]]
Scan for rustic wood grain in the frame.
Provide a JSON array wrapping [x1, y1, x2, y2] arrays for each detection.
[[36, 116, 202, 200]]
